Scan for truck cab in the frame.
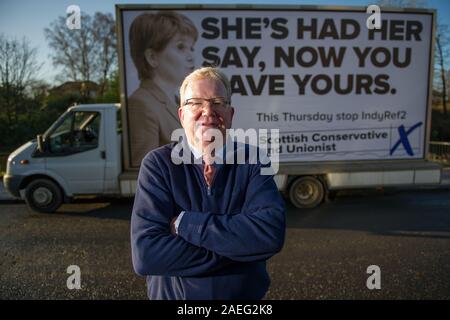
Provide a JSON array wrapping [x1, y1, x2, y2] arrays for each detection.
[[3, 104, 122, 212]]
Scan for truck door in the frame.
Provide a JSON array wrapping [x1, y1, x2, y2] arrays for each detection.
[[44, 110, 106, 194]]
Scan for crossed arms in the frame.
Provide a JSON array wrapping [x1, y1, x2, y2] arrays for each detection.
[[131, 153, 286, 277]]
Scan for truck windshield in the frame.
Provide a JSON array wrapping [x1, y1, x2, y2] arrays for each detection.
[[45, 110, 101, 154], [43, 110, 70, 139]]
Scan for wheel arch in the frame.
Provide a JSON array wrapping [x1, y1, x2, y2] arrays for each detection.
[[19, 174, 66, 198], [287, 174, 329, 192]]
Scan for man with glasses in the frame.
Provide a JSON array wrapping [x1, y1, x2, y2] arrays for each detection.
[[131, 67, 286, 300]]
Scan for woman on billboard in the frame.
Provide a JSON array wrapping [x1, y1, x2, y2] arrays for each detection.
[[128, 11, 198, 167]]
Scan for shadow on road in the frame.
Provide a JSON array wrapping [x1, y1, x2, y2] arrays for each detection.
[[4, 188, 450, 238], [285, 188, 450, 239], [54, 197, 133, 221]]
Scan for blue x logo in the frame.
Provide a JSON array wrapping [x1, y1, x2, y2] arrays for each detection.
[[390, 122, 423, 156]]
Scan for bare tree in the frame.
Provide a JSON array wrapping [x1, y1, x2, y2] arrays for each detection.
[[44, 14, 95, 83], [435, 23, 449, 116], [44, 12, 117, 96], [447, 69, 450, 94], [378, 0, 449, 116], [92, 12, 117, 96], [0, 34, 42, 126]]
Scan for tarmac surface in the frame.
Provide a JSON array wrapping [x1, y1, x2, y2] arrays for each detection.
[[0, 187, 449, 299]]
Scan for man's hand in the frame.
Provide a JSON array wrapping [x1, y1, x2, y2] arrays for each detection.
[[170, 215, 178, 235]]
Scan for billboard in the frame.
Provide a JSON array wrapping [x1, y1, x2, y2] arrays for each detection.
[[117, 6, 434, 169]]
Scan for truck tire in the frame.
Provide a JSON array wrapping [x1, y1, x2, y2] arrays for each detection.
[[289, 176, 325, 209], [25, 179, 63, 213]]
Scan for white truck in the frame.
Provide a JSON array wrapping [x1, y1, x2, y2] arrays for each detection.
[[3, 5, 443, 212]]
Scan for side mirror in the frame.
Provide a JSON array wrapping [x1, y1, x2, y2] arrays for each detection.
[[37, 134, 44, 153]]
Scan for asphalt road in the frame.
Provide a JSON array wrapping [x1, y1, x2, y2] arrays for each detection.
[[1, 188, 449, 300]]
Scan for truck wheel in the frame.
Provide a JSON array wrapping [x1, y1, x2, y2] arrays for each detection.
[[289, 176, 325, 209], [25, 179, 63, 213]]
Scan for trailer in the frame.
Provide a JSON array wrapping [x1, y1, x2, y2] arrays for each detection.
[[3, 4, 443, 212]]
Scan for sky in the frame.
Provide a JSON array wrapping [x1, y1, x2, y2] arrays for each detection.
[[0, 0, 449, 84]]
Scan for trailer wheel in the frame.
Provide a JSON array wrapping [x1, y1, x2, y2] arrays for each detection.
[[289, 176, 325, 209], [24, 179, 63, 213]]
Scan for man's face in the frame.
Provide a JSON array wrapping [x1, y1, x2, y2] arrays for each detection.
[[178, 78, 234, 151]]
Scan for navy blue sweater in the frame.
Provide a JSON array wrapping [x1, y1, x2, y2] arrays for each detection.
[[131, 142, 286, 300]]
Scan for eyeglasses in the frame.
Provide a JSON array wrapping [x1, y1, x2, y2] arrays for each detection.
[[183, 97, 230, 112]]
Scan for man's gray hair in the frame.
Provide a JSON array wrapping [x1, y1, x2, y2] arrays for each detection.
[[179, 67, 232, 105]]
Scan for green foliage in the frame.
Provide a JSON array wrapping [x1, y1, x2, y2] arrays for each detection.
[[0, 18, 119, 155], [95, 71, 120, 103], [0, 71, 120, 154], [431, 110, 450, 142], [0, 89, 97, 153]]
